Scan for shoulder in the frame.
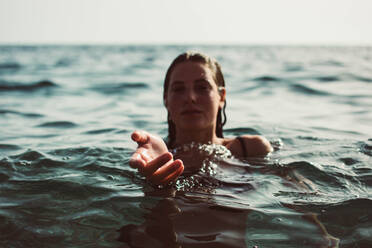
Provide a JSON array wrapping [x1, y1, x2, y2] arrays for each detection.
[[223, 135, 273, 157]]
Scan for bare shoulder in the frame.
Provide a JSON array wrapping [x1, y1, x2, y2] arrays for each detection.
[[223, 135, 273, 157]]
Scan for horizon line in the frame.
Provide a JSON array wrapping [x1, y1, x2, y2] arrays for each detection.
[[0, 41, 371, 47]]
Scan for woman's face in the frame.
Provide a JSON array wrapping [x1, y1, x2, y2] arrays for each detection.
[[164, 61, 225, 132]]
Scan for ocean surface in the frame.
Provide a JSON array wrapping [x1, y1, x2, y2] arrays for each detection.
[[0, 45, 371, 248]]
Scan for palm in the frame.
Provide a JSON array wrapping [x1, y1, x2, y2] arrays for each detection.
[[129, 130, 184, 186], [131, 131, 168, 163]]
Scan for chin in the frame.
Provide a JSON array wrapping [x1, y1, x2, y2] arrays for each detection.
[[179, 122, 211, 132]]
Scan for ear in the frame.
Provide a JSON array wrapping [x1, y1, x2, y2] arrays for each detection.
[[218, 87, 226, 108]]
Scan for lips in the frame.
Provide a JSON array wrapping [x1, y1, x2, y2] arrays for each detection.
[[181, 109, 203, 115]]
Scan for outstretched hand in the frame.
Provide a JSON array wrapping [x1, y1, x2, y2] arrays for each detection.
[[129, 130, 184, 186]]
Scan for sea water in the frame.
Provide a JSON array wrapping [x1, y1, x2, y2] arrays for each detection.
[[0, 45, 371, 247]]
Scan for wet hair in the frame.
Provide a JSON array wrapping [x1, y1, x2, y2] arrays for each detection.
[[163, 51, 227, 148]]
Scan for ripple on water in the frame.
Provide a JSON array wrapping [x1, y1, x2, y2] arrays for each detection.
[[83, 128, 116, 135], [253, 75, 281, 82], [89, 82, 149, 95], [359, 139, 372, 157], [36, 121, 78, 128], [0, 109, 44, 118], [315, 75, 341, 82], [0, 62, 22, 70], [290, 83, 330, 96], [0, 144, 22, 151], [283, 161, 344, 188], [0, 80, 58, 92], [350, 74, 372, 83], [339, 157, 360, 166], [11, 149, 45, 161]]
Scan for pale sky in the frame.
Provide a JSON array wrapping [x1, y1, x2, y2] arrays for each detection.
[[1, 0, 371, 45]]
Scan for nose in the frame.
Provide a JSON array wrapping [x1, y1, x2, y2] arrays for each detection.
[[185, 88, 197, 103]]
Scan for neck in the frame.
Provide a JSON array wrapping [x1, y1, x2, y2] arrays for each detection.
[[173, 126, 222, 147]]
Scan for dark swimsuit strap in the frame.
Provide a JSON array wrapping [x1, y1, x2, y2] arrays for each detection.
[[236, 136, 248, 158]]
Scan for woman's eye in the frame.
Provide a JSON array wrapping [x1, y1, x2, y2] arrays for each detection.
[[171, 86, 184, 93], [195, 84, 210, 92]]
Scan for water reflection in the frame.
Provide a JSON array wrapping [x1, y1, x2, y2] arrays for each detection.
[[118, 144, 339, 247], [118, 190, 339, 248], [118, 189, 247, 248]]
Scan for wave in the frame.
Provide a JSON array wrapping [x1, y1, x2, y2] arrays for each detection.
[[351, 74, 372, 83], [285, 198, 372, 218], [115, 129, 130, 134], [90, 82, 149, 95], [0, 109, 43, 118], [0, 144, 21, 150], [315, 76, 340, 82], [0, 62, 21, 71], [313, 60, 345, 67], [55, 57, 75, 67], [253, 75, 281, 82], [0, 172, 10, 182], [338, 157, 360, 166], [10, 149, 45, 161], [282, 161, 345, 188], [312, 126, 364, 136], [297, 135, 332, 141], [290, 83, 330, 96], [284, 65, 303, 72], [83, 128, 117, 135], [36, 121, 77, 128], [48, 146, 132, 161], [357, 76, 372, 83], [49, 146, 92, 157], [4, 147, 133, 174], [358, 139, 372, 157], [0, 80, 58, 92]]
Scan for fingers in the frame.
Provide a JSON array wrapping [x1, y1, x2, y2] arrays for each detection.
[[131, 130, 149, 144], [147, 159, 184, 186], [139, 152, 173, 177], [161, 160, 184, 185]]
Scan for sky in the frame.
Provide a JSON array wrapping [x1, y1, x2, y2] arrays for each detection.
[[1, 0, 372, 45]]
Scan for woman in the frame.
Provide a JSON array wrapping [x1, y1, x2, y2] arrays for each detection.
[[130, 52, 273, 186]]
